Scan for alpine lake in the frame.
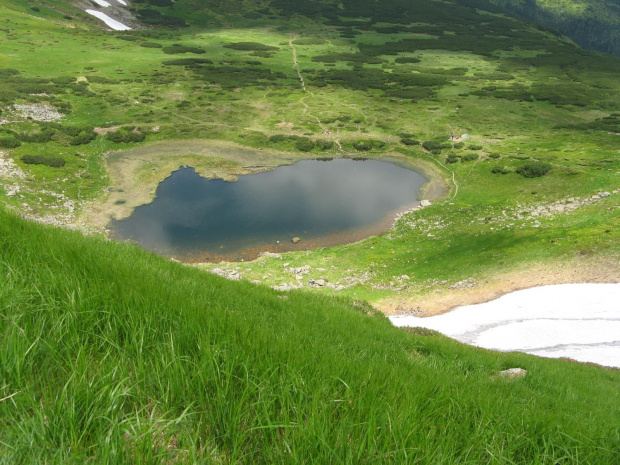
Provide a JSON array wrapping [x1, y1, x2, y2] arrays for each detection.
[[110, 158, 427, 262]]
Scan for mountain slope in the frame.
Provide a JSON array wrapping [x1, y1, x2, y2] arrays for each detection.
[[492, 0, 620, 55], [1, 207, 619, 463]]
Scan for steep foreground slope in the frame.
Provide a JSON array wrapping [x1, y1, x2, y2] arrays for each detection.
[[1, 208, 619, 463]]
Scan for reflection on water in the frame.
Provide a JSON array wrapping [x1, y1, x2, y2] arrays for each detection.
[[110, 159, 426, 261]]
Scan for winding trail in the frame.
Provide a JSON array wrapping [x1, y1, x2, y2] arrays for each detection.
[[289, 37, 347, 155]]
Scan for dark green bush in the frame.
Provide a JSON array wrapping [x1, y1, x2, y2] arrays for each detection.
[[491, 165, 510, 174], [467, 145, 483, 150], [162, 45, 205, 55], [22, 154, 65, 167], [462, 153, 479, 162], [223, 42, 279, 52], [294, 38, 326, 45], [394, 57, 421, 64], [422, 140, 442, 152], [353, 141, 371, 151], [316, 140, 334, 150], [69, 131, 97, 146], [401, 138, 420, 145], [453, 142, 465, 149], [516, 161, 552, 178], [488, 152, 501, 159], [17, 129, 55, 143], [0, 137, 21, 148], [105, 128, 146, 143], [162, 58, 214, 66], [295, 139, 315, 152], [140, 42, 163, 48], [446, 154, 459, 164]]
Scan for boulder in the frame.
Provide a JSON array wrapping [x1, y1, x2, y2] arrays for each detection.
[[499, 368, 527, 379]]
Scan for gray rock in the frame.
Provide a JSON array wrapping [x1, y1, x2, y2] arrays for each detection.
[[420, 200, 431, 207], [460, 133, 471, 140], [498, 368, 527, 379], [292, 237, 301, 243]]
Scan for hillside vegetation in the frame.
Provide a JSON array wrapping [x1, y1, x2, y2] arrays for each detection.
[[1, 1, 619, 462], [493, 0, 620, 56], [1, 207, 620, 463], [1, 0, 618, 312]]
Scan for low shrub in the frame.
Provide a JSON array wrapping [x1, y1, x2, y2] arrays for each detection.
[[105, 128, 146, 143], [422, 140, 442, 152], [22, 154, 65, 167], [316, 140, 334, 150], [163, 58, 214, 66], [223, 42, 279, 52], [394, 57, 421, 64], [488, 152, 501, 159], [467, 144, 483, 150], [17, 129, 55, 143], [462, 153, 479, 162], [69, 131, 97, 146], [401, 138, 420, 145], [140, 42, 163, 48], [491, 165, 510, 174], [162, 45, 206, 55], [295, 139, 315, 152], [446, 154, 459, 164], [0, 137, 21, 148], [516, 161, 552, 178], [353, 141, 371, 151]]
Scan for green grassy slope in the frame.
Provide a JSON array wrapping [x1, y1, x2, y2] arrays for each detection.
[[1, 207, 619, 463]]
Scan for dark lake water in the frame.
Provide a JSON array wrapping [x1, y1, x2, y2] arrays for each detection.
[[110, 158, 426, 261]]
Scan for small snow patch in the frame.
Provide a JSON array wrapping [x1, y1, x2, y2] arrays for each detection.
[[390, 283, 620, 368], [92, 0, 111, 7], [85, 9, 131, 30]]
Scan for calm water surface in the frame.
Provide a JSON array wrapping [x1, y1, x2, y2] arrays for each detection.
[[110, 159, 426, 261]]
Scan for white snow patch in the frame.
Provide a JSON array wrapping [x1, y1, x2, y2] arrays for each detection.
[[116, 0, 128, 5], [390, 283, 620, 368], [92, 0, 111, 7], [85, 9, 131, 30]]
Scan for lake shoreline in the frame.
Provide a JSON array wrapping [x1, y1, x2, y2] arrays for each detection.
[[81, 139, 450, 240]]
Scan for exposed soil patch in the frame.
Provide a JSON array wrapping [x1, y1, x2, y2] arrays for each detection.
[[376, 257, 620, 316]]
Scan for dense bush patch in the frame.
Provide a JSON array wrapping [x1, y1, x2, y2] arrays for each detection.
[[516, 161, 552, 177], [491, 165, 510, 174], [162, 45, 206, 54], [21, 154, 65, 167], [0, 137, 21, 148], [223, 42, 279, 52], [105, 127, 147, 143]]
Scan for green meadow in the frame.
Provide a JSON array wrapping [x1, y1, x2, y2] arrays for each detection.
[[1, 1, 618, 312]]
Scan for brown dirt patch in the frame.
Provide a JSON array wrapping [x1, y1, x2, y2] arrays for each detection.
[[94, 126, 120, 135], [375, 256, 620, 317]]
